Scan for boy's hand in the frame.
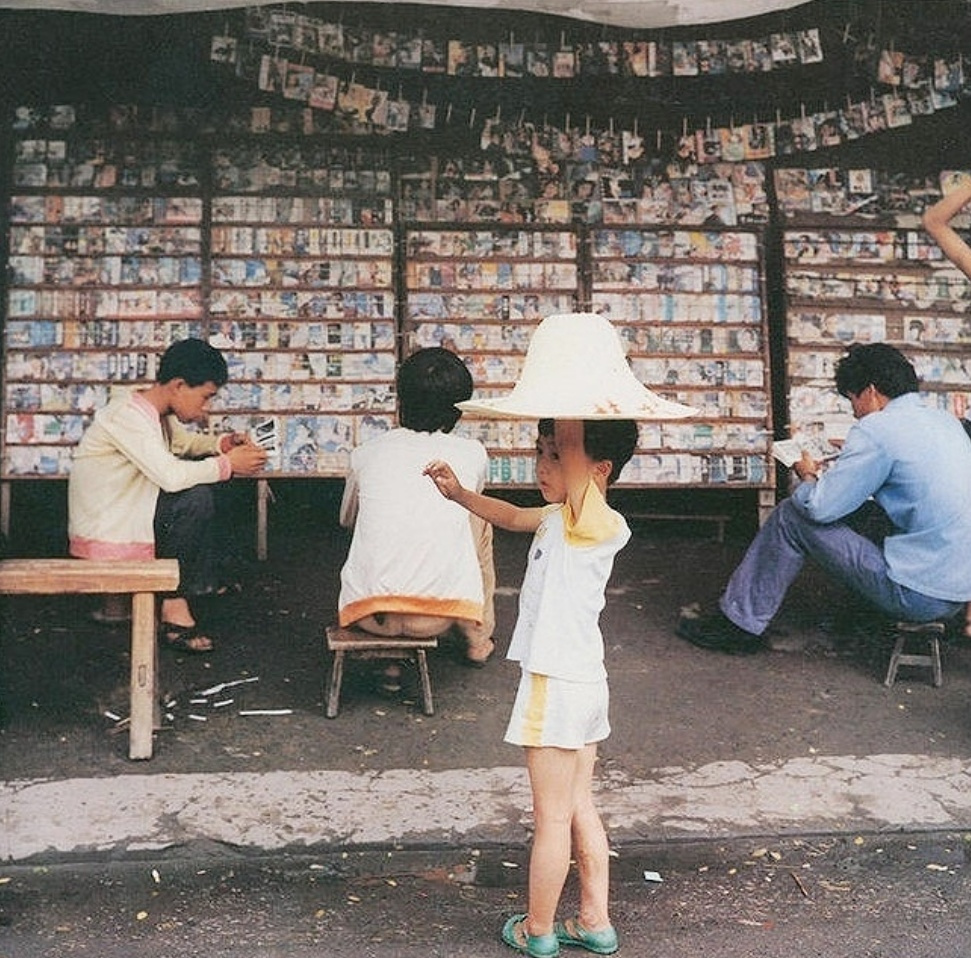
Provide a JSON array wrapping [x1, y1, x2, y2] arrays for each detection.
[[227, 443, 269, 476], [424, 459, 464, 501]]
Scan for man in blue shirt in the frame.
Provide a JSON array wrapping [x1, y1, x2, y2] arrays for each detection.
[[678, 342, 971, 654]]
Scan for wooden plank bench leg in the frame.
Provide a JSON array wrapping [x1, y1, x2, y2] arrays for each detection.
[[325, 649, 346, 719], [128, 591, 157, 760], [416, 649, 434, 716]]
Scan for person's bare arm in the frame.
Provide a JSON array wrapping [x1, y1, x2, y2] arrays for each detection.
[[554, 419, 594, 521], [424, 460, 544, 533], [923, 176, 971, 279]]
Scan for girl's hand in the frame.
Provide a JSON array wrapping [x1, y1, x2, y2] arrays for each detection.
[[424, 459, 464, 501]]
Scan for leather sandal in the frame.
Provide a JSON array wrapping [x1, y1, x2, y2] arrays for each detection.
[[160, 623, 214, 654]]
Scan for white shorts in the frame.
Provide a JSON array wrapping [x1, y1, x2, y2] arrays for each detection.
[[504, 669, 610, 749]]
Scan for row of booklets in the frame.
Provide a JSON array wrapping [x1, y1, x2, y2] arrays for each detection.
[[786, 269, 971, 309], [9, 225, 202, 258], [410, 320, 762, 360], [9, 196, 201, 226], [4, 318, 398, 352], [212, 226, 393, 257], [0, 445, 768, 484], [790, 349, 971, 385], [782, 230, 945, 265], [789, 310, 971, 348], [8, 255, 201, 288]]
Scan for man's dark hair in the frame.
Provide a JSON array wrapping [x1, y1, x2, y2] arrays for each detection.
[[158, 338, 229, 388], [538, 418, 639, 485], [397, 347, 474, 433], [834, 343, 918, 399]]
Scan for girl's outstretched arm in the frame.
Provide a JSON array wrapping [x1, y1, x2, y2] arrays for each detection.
[[424, 459, 544, 533]]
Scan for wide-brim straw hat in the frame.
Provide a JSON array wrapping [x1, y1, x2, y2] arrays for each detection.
[[457, 312, 698, 420]]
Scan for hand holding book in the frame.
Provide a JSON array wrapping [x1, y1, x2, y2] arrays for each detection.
[[771, 435, 841, 470]]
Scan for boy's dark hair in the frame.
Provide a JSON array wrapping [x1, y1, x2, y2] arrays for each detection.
[[538, 418, 639, 485], [834, 343, 918, 399], [158, 338, 229, 388], [397, 347, 473, 433]]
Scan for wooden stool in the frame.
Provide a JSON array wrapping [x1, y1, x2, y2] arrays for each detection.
[[325, 625, 438, 718], [884, 620, 945, 688]]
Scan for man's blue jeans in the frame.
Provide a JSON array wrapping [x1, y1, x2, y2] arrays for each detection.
[[154, 485, 217, 598], [720, 498, 963, 635]]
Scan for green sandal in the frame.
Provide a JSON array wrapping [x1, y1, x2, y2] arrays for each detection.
[[501, 914, 560, 957], [554, 918, 619, 955]]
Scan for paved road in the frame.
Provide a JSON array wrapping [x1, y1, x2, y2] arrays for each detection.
[[2, 833, 970, 957]]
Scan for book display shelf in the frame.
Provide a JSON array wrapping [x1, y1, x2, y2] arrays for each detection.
[[207, 142, 397, 476], [403, 224, 776, 520], [3, 106, 205, 481], [402, 225, 579, 485], [1, 103, 780, 546], [589, 227, 772, 507], [778, 168, 971, 447]]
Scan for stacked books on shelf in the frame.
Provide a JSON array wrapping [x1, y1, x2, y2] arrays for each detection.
[[590, 227, 771, 485], [779, 169, 971, 439], [209, 144, 398, 475]]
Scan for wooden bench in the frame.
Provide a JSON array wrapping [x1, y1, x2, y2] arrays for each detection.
[[0, 558, 180, 760], [325, 625, 437, 718]]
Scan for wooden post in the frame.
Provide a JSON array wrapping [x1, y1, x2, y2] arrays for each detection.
[[0, 481, 10, 540], [257, 478, 269, 561]]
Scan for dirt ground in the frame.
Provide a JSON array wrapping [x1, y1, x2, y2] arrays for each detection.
[[3, 479, 971, 783]]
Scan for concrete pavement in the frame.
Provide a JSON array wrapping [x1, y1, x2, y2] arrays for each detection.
[[5, 751, 971, 864]]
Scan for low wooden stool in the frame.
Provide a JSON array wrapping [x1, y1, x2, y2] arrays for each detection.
[[325, 625, 438, 718], [884, 620, 945, 688]]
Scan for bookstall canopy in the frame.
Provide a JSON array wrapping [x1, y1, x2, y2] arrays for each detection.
[[0, 0, 815, 29]]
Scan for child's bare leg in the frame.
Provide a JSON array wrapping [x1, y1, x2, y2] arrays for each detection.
[[569, 743, 612, 932], [524, 745, 580, 937]]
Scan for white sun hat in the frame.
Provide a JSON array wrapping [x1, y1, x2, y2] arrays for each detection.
[[457, 312, 698, 420]]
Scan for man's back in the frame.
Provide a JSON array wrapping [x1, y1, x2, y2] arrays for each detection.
[[866, 397, 971, 599]]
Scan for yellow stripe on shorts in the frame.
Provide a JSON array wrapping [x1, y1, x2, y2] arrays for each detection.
[[522, 673, 548, 747]]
